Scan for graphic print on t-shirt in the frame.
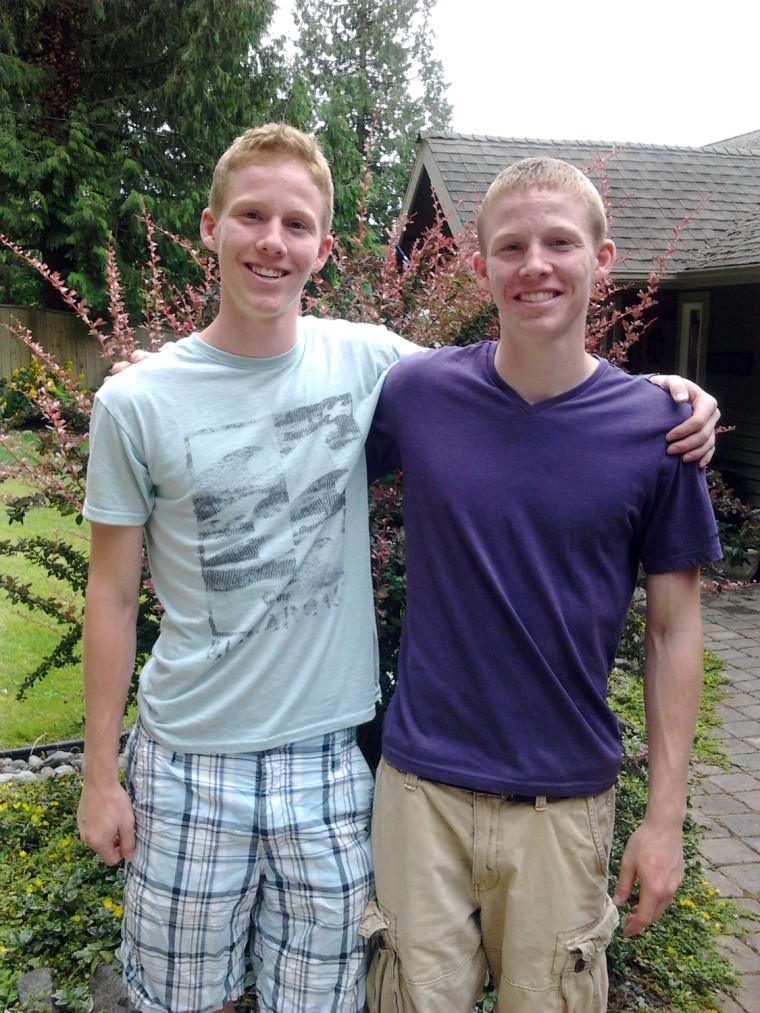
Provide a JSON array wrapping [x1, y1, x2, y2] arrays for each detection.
[[187, 393, 361, 656]]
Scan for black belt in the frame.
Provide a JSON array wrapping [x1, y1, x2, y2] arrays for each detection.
[[504, 794, 569, 804]]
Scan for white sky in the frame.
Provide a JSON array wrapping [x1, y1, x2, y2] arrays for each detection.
[[271, 0, 758, 147]]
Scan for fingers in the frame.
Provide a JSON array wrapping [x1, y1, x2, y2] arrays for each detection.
[[666, 403, 720, 468], [77, 787, 135, 865], [107, 348, 151, 378]]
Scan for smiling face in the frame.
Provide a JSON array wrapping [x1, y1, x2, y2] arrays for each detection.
[[200, 156, 333, 354], [473, 187, 615, 352]]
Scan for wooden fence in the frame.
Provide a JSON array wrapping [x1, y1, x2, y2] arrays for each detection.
[[0, 305, 111, 389]]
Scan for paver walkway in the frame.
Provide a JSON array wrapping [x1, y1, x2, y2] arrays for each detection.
[[692, 582, 760, 1013]]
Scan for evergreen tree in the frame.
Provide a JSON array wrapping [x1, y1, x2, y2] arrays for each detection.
[[0, 0, 293, 311], [292, 0, 452, 236]]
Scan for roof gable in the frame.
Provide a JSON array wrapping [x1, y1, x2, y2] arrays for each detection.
[[401, 132, 760, 278]]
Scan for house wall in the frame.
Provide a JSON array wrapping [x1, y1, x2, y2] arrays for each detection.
[[705, 283, 760, 506], [624, 290, 680, 375]]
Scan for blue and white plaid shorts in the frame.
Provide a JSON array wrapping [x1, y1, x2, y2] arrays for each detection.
[[121, 719, 374, 1013]]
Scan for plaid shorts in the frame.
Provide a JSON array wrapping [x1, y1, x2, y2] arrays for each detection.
[[121, 719, 374, 1013]]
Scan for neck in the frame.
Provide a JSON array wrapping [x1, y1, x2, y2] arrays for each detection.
[[493, 340, 597, 404], [199, 307, 298, 358]]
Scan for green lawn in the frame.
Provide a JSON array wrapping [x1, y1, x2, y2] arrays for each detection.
[[0, 489, 92, 750]]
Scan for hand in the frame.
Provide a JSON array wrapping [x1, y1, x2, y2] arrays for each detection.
[[109, 347, 151, 377], [77, 780, 136, 865], [109, 343, 177, 377], [649, 375, 720, 468], [612, 822, 684, 936]]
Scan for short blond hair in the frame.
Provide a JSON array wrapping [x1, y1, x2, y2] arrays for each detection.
[[477, 157, 607, 252], [208, 123, 334, 236]]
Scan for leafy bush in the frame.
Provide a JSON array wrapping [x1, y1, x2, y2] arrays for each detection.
[[0, 776, 124, 1011], [0, 211, 215, 699], [0, 359, 88, 430], [707, 469, 760, 570]]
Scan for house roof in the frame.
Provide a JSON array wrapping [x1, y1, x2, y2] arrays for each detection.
[[703, 129, 760, 152], [690, 205, 760, 270], [401, 132, 760, 280]]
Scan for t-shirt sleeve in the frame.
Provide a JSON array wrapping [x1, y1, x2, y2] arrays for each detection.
[[366, 365, 403, 484], [83, 395, 153, 526], [639, 455, 721, 574]]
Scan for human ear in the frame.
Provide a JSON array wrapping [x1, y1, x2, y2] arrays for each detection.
[[472, 251, 491, 290], [596, 239, 616, 276], [313, 234, 333, 273], [200, 208, 217, 252]]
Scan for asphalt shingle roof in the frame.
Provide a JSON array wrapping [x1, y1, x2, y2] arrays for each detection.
[[691, 205, 760, 269], [405, 132, 760, 278]]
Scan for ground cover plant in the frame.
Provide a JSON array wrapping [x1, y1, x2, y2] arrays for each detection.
[[0, 167, 749, 1010], [0, 775, 125, 1011]]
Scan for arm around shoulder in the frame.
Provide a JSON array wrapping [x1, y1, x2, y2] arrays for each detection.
[[648, 375, 720, 467]]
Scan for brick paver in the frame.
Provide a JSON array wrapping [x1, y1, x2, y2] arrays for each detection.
[[694, 582, 760, 1012]]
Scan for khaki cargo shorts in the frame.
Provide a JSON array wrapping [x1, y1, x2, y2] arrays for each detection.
[[361, 759, 619, 1013]]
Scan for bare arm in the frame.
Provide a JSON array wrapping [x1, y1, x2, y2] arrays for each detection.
[[612, 566, 703, 935], [77, 522, 144, 866], [648, 375, 720, 468]]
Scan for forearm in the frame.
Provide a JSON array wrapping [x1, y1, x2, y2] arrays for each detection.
[[612, 568, 703, 933], [80, 522, 144, 784], [643, 569, 703, 827], [81, 588, 139, 784]]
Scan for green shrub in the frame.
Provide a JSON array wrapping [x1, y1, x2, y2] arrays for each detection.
[[0, 776, 124, 1011], [707, 469, 760, 569], [0, 360, 88, 431]]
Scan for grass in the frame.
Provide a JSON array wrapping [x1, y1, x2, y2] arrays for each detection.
[[0, 483, 91, 750], [0, 434, 136, 749]]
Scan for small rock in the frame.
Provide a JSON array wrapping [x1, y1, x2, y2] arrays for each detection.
[[89, 962, 130, 1012], [11, 769, 41, 785], [15, 967, 60, 1012]]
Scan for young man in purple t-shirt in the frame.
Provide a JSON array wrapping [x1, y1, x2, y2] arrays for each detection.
[[364, 158, 722, 1013]]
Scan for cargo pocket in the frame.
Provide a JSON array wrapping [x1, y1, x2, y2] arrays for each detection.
[[359, 897, 417, 1013], [557, 896, 619, 1013]]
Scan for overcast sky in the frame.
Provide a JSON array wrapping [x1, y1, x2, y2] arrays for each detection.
[[272, 0, 758, 148]]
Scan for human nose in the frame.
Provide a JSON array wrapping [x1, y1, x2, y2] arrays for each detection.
[[256, 219, 286, 255], [518, 242, 551, 277]]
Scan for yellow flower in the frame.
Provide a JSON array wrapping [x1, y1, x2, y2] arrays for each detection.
[[71, 914, 81, 923], [34, 877, 42, 887], [113, 904, 124, 919], [18, 850, 28, 859], [103, 897, 114, 910]]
